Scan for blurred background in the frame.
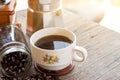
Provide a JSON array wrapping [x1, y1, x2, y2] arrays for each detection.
[[16, 0, 120, 33]]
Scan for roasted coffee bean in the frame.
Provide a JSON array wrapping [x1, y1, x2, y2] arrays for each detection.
[[1, 73, 60, 80], [1, 75, 22, 80], [1, 51, 29, 76], [25, 73, 60, 80]]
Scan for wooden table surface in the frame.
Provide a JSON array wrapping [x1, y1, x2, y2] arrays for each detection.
[[16, 9, 120, 80]]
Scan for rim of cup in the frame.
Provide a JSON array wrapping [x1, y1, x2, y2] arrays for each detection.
[[30, 27, 76, 51]]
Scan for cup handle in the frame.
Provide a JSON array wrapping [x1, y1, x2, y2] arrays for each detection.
[[73, 46, 88, 62]]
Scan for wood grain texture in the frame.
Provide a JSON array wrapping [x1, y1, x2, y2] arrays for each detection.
[[16, 9, 120, 80]]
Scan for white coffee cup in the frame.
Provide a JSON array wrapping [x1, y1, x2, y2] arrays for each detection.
[[30, 27, 88, 71]]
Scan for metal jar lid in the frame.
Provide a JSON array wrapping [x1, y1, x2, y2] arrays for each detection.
[[0, 0, 11, 7]]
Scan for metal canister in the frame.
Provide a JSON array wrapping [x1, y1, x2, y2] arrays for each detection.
[[27, 0, 64, 34]]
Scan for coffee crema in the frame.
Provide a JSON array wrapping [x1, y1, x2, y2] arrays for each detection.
[[35, 35, 72, 50]]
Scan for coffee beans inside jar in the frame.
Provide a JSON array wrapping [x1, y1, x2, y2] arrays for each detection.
[[1, 51, 29, 77]]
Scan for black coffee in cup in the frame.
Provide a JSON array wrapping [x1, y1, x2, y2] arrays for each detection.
[[35, 35, 72, 50]]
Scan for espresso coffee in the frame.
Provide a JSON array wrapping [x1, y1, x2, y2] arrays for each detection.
[[35, 35, 72, 50]]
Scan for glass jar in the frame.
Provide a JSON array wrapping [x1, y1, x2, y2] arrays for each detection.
[[0, 24, 32, 77]]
